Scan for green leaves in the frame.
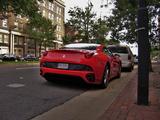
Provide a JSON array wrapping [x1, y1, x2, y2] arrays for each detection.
[[27, 12, 56, 48], [67, 2, 96, 43], [107, 0, 137, 42], [108, 0, 160, 44]]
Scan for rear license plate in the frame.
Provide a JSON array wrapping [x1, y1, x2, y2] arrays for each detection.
[[57, 63, 68, 69]]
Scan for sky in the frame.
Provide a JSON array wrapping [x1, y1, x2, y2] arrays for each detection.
[[64, 0, 114, 21]]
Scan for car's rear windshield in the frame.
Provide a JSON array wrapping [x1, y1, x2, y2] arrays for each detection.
[[62, 45, 98, 50], [108, 47, 128, 53]]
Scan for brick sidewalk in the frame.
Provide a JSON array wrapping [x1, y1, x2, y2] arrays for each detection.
[[99, 63, 160, 120]]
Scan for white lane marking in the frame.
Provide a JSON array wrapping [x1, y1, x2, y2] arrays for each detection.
[[16, 67, 40, 70], [7, 83, 25, 88]]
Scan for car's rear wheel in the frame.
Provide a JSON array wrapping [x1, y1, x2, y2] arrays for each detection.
[[128, 66, 132, 72], [44, 76, 53, 82], [101, 65, 110, 89]]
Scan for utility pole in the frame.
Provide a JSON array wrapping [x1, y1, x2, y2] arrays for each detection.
[[137, 0, 150, 105], [158, 15, 160, 49]]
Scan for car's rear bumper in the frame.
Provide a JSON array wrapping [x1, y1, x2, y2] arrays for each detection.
[[122, 61, 133, 68], [40, 67, 101, 84]]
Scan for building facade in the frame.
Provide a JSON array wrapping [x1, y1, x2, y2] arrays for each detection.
[[0, 0, 65, 57]]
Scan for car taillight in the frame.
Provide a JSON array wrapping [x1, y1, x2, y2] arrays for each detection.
[[85, 52, 94, 58], [40, 62, 46, 67], [42, 51, 48, 57], [128, 55, 131, 60]]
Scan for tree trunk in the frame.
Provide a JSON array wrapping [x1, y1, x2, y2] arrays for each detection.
[[39, 42, 42, 57], [34, 40, 37, 57], [149, 43, 153, 72]]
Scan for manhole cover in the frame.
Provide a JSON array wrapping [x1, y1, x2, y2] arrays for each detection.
[[7, 83, 25, 88], [19, 77, 24, 80]]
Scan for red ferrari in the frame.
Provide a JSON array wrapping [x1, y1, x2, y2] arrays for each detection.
[[40, 43, 121, 88]]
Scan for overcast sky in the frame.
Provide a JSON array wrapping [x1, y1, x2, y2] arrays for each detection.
[[64, 0, 114, 21]]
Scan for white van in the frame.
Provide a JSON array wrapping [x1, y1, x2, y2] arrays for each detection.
[[107, 45, 134, 72]]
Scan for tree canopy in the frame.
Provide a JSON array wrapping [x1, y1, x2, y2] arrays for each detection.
[[0, 0, 54, 19], [66, 2, 109, 44], [67, 2, 96, 43], [107, 0, 160, 44], [27, 12, 56, 52]]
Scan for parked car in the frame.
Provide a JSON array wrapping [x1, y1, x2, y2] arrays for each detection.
[[0, 54, 5, 61], [2, 54, 20, 61], [107, 45, 134, 72], [40, 43, 122, 88], [23, 54, 38, 61]]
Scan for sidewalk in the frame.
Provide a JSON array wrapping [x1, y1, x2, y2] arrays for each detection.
[[32, 64, 160, 120], [98, 63, 160, 120]]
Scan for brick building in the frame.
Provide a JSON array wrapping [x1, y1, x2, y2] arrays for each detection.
[[0, 0, 65, 57]]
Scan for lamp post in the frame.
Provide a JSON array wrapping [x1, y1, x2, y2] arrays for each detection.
[[137, 0, 149, 105], [7, 0, 16, 54]]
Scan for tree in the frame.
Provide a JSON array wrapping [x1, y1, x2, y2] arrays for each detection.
[[108, 0, 160, 72], [27, 13, 56, 56], [107, 0, 137, 43], [0, 0, 54, 19], [67, 2, 96, 43], [91, 18, 109, 44], [108, 0, 160, 43]]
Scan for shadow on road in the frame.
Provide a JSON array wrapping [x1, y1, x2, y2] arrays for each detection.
[[41, 76, 122, 91]]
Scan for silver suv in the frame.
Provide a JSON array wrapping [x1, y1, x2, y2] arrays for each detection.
[[107, 45, 134, 72]]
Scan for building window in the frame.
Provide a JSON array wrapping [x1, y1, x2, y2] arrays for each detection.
[[42, 10, 45, 17], [14, 22, 18, 30], [56, 6, 59, 14], [59, 17, 61, 23], [49, 12, 52, 19], [52, 14, 54, 20], [56, 16, 59, 22], [59, 26, 61, 31], [52, 4, 54, 11], [49, 2, 52, 10], [2, 19, 7, 28], [56, 34, 62, 40], [59, 8, 61, 14], [56, 26, 61, 32], [42, 0, 46, 6], [19, 37, 23, 45], [56, 34, 59, 40], [0, 34, 3, 43], [4, 35, 9, 43], [14, 36, 18, 45], [56, 26, 59, 31]]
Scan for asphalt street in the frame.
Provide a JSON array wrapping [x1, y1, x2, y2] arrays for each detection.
[[0, 64, 86, 120], [0, 64, 132, 120]]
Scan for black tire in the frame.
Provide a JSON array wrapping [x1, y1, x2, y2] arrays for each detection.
[[128, 66, 132, 72], [100, 65, 110, 89], [45, 76, 53, 82]]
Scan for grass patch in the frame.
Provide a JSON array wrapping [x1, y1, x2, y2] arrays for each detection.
[[151, 50, 160, 58], [0, 60, 39, 65]]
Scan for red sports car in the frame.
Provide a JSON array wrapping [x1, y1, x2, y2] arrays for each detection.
[[40, 43, 121, 88]]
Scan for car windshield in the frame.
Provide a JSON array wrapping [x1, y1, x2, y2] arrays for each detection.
[[108, 47, 128, 54]]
